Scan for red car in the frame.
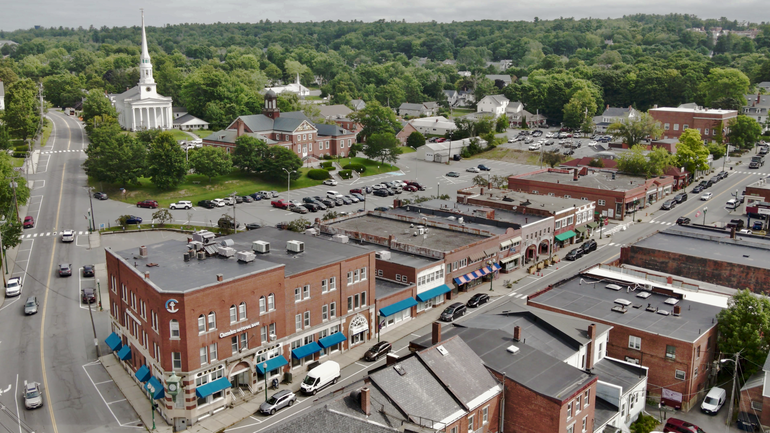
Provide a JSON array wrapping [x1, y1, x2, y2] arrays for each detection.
[[271, 199, 289, 209], [350, 188, 363, 194], [23, 216, 34, 228], [136, 200, 159, 209]]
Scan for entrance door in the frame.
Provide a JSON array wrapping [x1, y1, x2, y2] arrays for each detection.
[[302, 145, 308, 157]]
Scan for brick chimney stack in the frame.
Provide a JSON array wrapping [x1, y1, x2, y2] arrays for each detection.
[[432, 322, 442, 345], [360, 387, 371, 416], [513, 325, 521, 342], [586, 323, 596, 370], [386, 353, 399, 366]]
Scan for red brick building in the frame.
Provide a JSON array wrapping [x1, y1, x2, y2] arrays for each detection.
[[649, 105, 737, 142], [508, 167, 676, 221], [738, 355, 770, 430], [105, 228, 376, 426]]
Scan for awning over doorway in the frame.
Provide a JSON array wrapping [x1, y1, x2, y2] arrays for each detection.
[[379, 298, 418, 317], [416, 285, 452, 303], [554, 231, 576, 242], [105, 333, 122, 351], [117, 345, 132, 361], [195, 377, 231, 399], [256, 356, 288, 374], [574, 226, 587, 234], [291, 342, 322, 360], [587, 221, 600, 229], [453, 264, 501, 285]]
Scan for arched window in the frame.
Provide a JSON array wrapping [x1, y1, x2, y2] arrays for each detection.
[[239, 302, 246, 321], [229, 305, 237, 323], [208, 312, 216, 330], [170, 320, 180, 338], [197, 315, 206, 333], [268, 294, 275, 311], [259, 296, 266, 313]]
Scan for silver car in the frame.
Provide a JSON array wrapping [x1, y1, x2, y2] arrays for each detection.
[[24, 296, 38, 315], [259, 389, 296, 415], [24, 382, 43, 409]]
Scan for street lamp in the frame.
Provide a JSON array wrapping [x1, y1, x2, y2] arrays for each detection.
[[86, 187, 96, 232], [283, 168, 297, 204], [703, 207, 708, 225], [262, 363, 269, 401]]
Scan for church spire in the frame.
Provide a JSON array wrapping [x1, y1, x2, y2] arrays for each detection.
[[138, 9, 155, 85]]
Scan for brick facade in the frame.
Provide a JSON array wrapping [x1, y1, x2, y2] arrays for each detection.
[[649, 107, 737, 142]]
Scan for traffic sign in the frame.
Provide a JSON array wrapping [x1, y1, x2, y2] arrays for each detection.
[[604, 218, 609, 226]]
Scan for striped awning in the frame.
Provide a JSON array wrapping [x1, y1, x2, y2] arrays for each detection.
[[453, 264, 501, 285]]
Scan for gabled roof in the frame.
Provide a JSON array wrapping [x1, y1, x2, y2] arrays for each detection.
[[601, 107, 632, 118], [350, 99, 366, 110], [399, 102, 428, 111], [443, 90, 458, 97], [478, 94, 509, 106], [0, 81, 4, 97], [315, 123, 353, 137], [234, 112, 315, 134], [485, 74, 512, 84], [173, 113, 209, 126], [318, 104, 353, 119]]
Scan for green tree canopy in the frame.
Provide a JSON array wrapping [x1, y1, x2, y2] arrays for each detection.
[[83, 124, 146, 186], [406, 131, 426, 149], [727, 115, 762, 150], [188, 146, 232, 182], [675, 129, 710, 174], [717, 289, 770, 378], [363, 132, 401, 165], [82, 90, 117, 125], [146, 132, 188, 189], [562, 88, 598, 129], [349, 101, 401, 143], [699, 68, 750, 108], [232, 135, 269, 174], [261, 146, 302, 181], [607, 112, 662, 147], [0, 152, 30, 249], [3, 78, 40, 142]]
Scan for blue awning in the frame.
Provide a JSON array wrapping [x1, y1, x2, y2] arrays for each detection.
[[145, 376, 165, 400], [135, 365, 151, 383], [416, 284, 452, 303], [195, 377, 231, 399], [291, 341, 322, 360], [379, 297, 418, 317], [117, 345, 132, 361], [256, 355, 288, 374], [105, 333, 122, 351], [318, 332, 347, 348]]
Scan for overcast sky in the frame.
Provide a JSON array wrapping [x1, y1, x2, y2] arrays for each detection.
[[1, 1, 767, 33]]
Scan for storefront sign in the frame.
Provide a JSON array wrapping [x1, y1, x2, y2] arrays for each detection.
[[220, 321, 260, 339]]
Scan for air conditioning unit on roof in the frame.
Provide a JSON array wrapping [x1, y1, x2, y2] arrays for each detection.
[[237, 251, 256, 263], [218, 247, 235, 257], [252, 241, 270, 254], [287, 240, 305, 253]]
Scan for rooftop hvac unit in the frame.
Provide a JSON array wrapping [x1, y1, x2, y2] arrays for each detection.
[[605, 284, 622, 291], [375, 251, 392, 260], [305, 228, 318, 236], [192, 230, 216, 243], [332, 234, 349, 244], [237, 251, 256, 263], [252, 241, 270, 254], [664, 298, 680, 305], [506, 345, 520, 354], [287, 240, 305, 253], [218, 247, 236, 257], [636, 292, 651, 299], [188, 241, 204, 251], [220, 239, 235, 247]]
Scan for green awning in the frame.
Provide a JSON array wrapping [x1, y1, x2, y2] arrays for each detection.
[[554, 231, 576, 242], [574, 226, 587, 234], [587, 221, 599, 229]]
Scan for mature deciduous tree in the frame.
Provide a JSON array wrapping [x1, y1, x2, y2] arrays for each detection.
[[675, 129, 710, 174], [607, 112, 662, 147], [83, 126, 147, 186], [3, 78, 39, 142], [727, 115, 762, 149], [406, 131, 426, 149], [699, 68, 750, 108], [188, 146, 232, 182], [717, 289, 770, 377], [261, 146, 302, 181], [363, 132, 401, 165], [146, 132, 187, 189], [349, 101, 401, 143], [82, 90, 117, 125], [232, 136, 268, 174]]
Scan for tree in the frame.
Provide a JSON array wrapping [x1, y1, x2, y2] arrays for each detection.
[[0, 152, 30, 248], [146, 132, 187, 189], [707, 142, 727, 160], [406, 131, 426, 149], [232, 136, 268, 174], [82, 90, 117, 124], [43, 74, 85, 107], [0, 124, 11, 151], [83, 127, 147, 186], [699, 68, 750, 108], [542, 152, 567, 168], [472, 174, 488, 186], [562, 89, 598, 130], [152, 209, 173, 227], [727, 115, 762, 150], [495, 115, 508, 133], [616, 145, 649, 176], [675, 129, 710, 174], [3, 78, 39, 143], [607, 112, 662, 147], [363, 133, 401, 165], [188, 146, 232, 182], [287, 217, 310, 232], [717, 289, 770, 378], [647, 146, 675, 176], [261, 146, 302, 181], [349, 101, 401, 142]]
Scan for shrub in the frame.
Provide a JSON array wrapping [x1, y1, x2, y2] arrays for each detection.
[[342, 163, 366, 173], [320, 161, 333, 168], [339, 169, 353, 179], [322, 154, 333, 160], [324, 166, 337, 171], [307, 169, 331, 180], [15, 144, 29, 152], [12, 152, 26, 158]]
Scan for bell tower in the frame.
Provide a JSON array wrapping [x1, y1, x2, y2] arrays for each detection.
[[262, 89, 280, 119], [138, 9, 157, 99]]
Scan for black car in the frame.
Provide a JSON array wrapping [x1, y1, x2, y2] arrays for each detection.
[[245, 223, 261, 230], [565, 249, 583, 261], [692, 185, 704, 194], [466, 293, 490, 308], [364, 341, 392, 361], [563, 149, 575, 155], [320, 198, 336, 208], [373, 189, 389, 197], [304, 202, 320, 212], [676, 216, 691, 225], [82, 265, 95, 278], [710, 176, 720, 184], [197, 200, 215, 209], [93, 192, 108, 200], [580, 239, 598, 254], [674, 193, 687, 203], [440, 303, 467, 322], [478, 164, 491, 171], [374, 207, 389, 211], [718, 171, 729, 180], [241, 196, 254, 203], [312, 200, 328, 211], [661, 200, 676, 210], [81, 287, 97, 304], [302, 197, 316, 205]]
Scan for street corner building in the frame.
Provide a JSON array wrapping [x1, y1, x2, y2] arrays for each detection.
[[103, 227, 377, 427]]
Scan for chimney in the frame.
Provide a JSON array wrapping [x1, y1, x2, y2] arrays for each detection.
[[386, 353, 399, 366], [666, 276, 673, 284], [237, 120, 244, 138], [360, 387, 371, 416], [730, 226, 736, 239], [144, 271, 150, 279], [586, 323, 597, 370], [513, 325, 521, 342], [216, 273, 224, 282], [480, 187, 484, 195], [388, 235, 395, 248], [573, 169, 579, 182], [587, 323, 596, 339], [488, 182, 492, 189], [673, 305, 681, 316], [139, 245, 148, 258], [432, 322, 442, 345]]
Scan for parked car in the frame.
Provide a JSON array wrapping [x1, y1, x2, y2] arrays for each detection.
[[340, 196, 353, 205], [753, 221, 764, 230], [212, 198, 226, 207], [259, 389, 296, 415], [676, 216, 691, 225], [60, 230, 75, 242], [197, 200, 215, 209], [81, 287, 97, 304], [364, 341, 392, 361], [700, 192, 713, 201], [446, 172, 460, 178], [23, 216, 34, 228], [663, 418, 705, 433], [466, 166, 481, 173], [440, 303, 467, 322], [692, 185, 704, 194], [374, 207, 390, 211], [125, 216, 142, 224], [317, 197, 335, 208], [718, 171, 729, 180], [24, 296, 38, 315], [351, 193, 365, 202], [170, 200, 192, 209], [661, 200, 676, 210], [241, 196, 254, 203], [350, 188, 364, 195], [82, 264, 95, 277], [477, 164, 491, 171], [528, 143, 541, 151], [373, 189, 389, 197], [59, 263, 72, 277], [403, 184, 418, 192], [136, 200, 158, 208], [579, 239, 598, 254], [344, 195, 359, 203], [289, 204, 308, 214], [249, 192, 263, 201], [271, 199, 289, 209], [323, 179, 338, 186], [404, 181, 425, 191], [304, 202, 320, 212], [565, 249, 583, 261], [466, 293, 490, 308], [5, 276, 21, 297], [23, 382, 43, 410], [674, 192, 687, 203], [727, 219, 745, 230], [245, 223, 261, 231], [725, 199, 739, 210], [93, 192, 108, 200]]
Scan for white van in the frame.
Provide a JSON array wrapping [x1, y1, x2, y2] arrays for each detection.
[[326, 191, 343, 199], [700, 386, 726, 414], [300, 361, 340, 395], [725, 199, 739, 210]]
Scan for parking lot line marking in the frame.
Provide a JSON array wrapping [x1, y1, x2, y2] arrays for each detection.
[[82, 362, 142, 427], [106, 399, 127, 405]]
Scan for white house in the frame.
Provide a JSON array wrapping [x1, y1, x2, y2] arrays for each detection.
[[593, 106, 639, 133], [173, 114, 209, 131], [109, 12, 173, 131], [476, 94, 509, 117], [408, 116, 457, 136], [416, 137, 487, 163]]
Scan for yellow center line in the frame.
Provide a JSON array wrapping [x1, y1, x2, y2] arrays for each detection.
[[40, 113, 67, 433]]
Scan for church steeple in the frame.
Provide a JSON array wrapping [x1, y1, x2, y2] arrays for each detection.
[[138, 9, 155, 85]]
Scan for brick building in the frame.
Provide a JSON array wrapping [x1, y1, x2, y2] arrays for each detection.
[[527, 266, 724, 411], [738, 353, 770, 430], [649, 105, 737, 142], [508, 167, 676, 221], [104, 228, 376, 426], [202, 90, 357, 159]]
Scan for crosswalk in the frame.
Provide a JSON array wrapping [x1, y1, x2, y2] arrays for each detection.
[[21, 231, 87, 239], [510, 292, 527, 299], [41, 149, 85, 154], [648, 221, 675, 225]]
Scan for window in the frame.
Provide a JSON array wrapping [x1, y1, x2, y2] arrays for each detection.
[[598, 342, 603, 359], [582, 417, 587, 433], [239, 303, 246, 321], [361, 267, 367, 280], [151, 311, 158, 332], [396, 274, 402, 282], [629, 335, 641, 350], [450, 427, 458, 433], [326, 141, 330, 149], [361, 291, 367, 307], [210, 343, 217, 361], [153, 343, 160, 361], [598, 199, 606, 206], [347, 271, 353, 285], [170, 320, 180, 338], [664, 123, 670, 130], [683, 124, 689, 130], [555, 221, 561, 230], [482, 406, 489, 424], [751, 400, 763, 411], [230, 305, 237, 323], [355, 293, 360, 309], [231, 336, 239, 353], [567, 402, 572, 419], [330, 302, 336, 318], [675, 369, 686, 380], [268, 294, 275, 310], [584, 389, 590, 407], [208, 312, 216, 330], [295, 314, 302, 331], [567, 216, 574, 225], [666, 345, 676, 359], [567, 424, 574, 433], [309, 143, 312, 151], [330, 277, 336, 291], [347, 296, 353, 312], [467, 414, 475, 432], [294, 287, 301, 302], [304, 311, 310, 327], [240, 333, 247, 350], [198, 315, 206, 333], [303, 285, 310, 299], [200, 347, 208, 365], [321, 279, 328, 293], [259, 296, 266, 313], [260, 326, 267, 343], [172, 352, 182, 370], [696, 346, 701, 358], [378, 269, 384, 277], [694, 366, 698, 377], [269, 323, 275, 338], [576, 395, 582, 413], [674, 124, 680, 131], [322, 305, 328, 321]]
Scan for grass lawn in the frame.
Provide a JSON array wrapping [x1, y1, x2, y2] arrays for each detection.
[[95, 169, 326, 207], [339, 157, 400, 176], [450, 108, 474, 117], [41, 118, 53, 148], [167, 129, 192, 142], [10, 157, 24, 168], [194, 129, 214, 139], [399, 146, 416, 154]]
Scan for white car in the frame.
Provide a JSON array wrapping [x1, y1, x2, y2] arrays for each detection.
[[323, 179, 338, 186], [23, 382, 43, 410], [61, 230, 75, 243], [701, 192, 713, 201], [5, 276, 21, 297], [466, 167, 481, 173], [212, 198, 226, 207], [528, 143, 541, 151], [170, 200, 192, 210]]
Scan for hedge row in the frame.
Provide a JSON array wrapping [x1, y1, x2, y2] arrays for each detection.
[[339, 169, 353, 179], [307, 169, 331, 180], [320, 161, 333, 168], [342, 163, 366, 173]]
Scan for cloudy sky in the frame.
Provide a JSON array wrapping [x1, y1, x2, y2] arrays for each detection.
[[0, 0, 767, 32]]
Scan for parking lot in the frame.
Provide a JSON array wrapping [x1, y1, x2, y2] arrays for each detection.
[[498, 129, 618, 160]]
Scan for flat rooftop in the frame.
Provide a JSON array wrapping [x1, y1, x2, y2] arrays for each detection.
[[632, 225, 770, 271], [649, 106, 736, 115], [516, 169, 656, 192], [327, 215, 489, 252], [353, 240, 441, 269], [375, 278, 412, 300], [459, 188, 590, 214], [111, 227, 371, 294], [529, 274, 721, 343], [592, 357, 647, 392], [402, 198, 548, 227]]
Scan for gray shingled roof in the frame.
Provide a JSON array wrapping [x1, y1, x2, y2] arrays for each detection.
[[266, 403, 398, 433], [485, 75, 512, 84], [173, 113, 208, 125], [480, 94, 509, 106], [316, 123, 352, 137], [399, 103, 428, 111], [601, 107, 631, 117], [318, 104, 353, 119], [591, 357, 646, 392]]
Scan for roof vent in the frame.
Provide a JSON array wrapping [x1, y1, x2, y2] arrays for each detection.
[[375, 251, 392, 260], [611, 305, 628, 313], [252, 241, 270, 254], [332, 234, 349, 244], [393, 365, 407, 376], [664, 298, 680, 305], [506, 345, 520, 354], [645, 304, 657, 313], [436, 345, 448, 356], [606, 284, 622, 291], [287, 240, 305, 253], [657, 309, 670, 316], [304, 228, 318, 236], [237, 251, 256, 263], [636, 292, 651, 299], [614, 299, 632, 307]]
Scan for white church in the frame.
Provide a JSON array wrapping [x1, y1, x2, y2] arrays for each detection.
[[110, 11, 173, 131]]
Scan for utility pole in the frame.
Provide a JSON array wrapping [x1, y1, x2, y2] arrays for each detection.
[[87, 187, 96, 232], [230, 191, 238, 232], [726, 352, 739, 427], [87, 298, 101, 359]]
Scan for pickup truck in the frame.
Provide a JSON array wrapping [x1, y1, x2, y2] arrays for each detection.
[[726, 219, 745, 230], [271, 199, 289, 209]]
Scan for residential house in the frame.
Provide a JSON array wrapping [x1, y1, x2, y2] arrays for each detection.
[[506, 101, 547, 128], [743, 94, 770, 132], [477, 94, 509, 117], [593, 106, 639, 133], [173, 114, 209, 131], [486, 60, 513, 71], [172, 107, 188, 119], [457, 89, 474, 105], [649, 104, 737, 142], [398, 102, 437, 117], [485, 74, 512, 88], [444, 90, 459, 107], [757, 82, 770, 93], [349, 99, 366, 111], [317, 104, 354, 121], [395, 122, 418, 145]]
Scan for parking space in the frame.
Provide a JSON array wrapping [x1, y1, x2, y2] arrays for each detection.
[[82, 362, 142, 429], [22, 195, 44, 231]]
